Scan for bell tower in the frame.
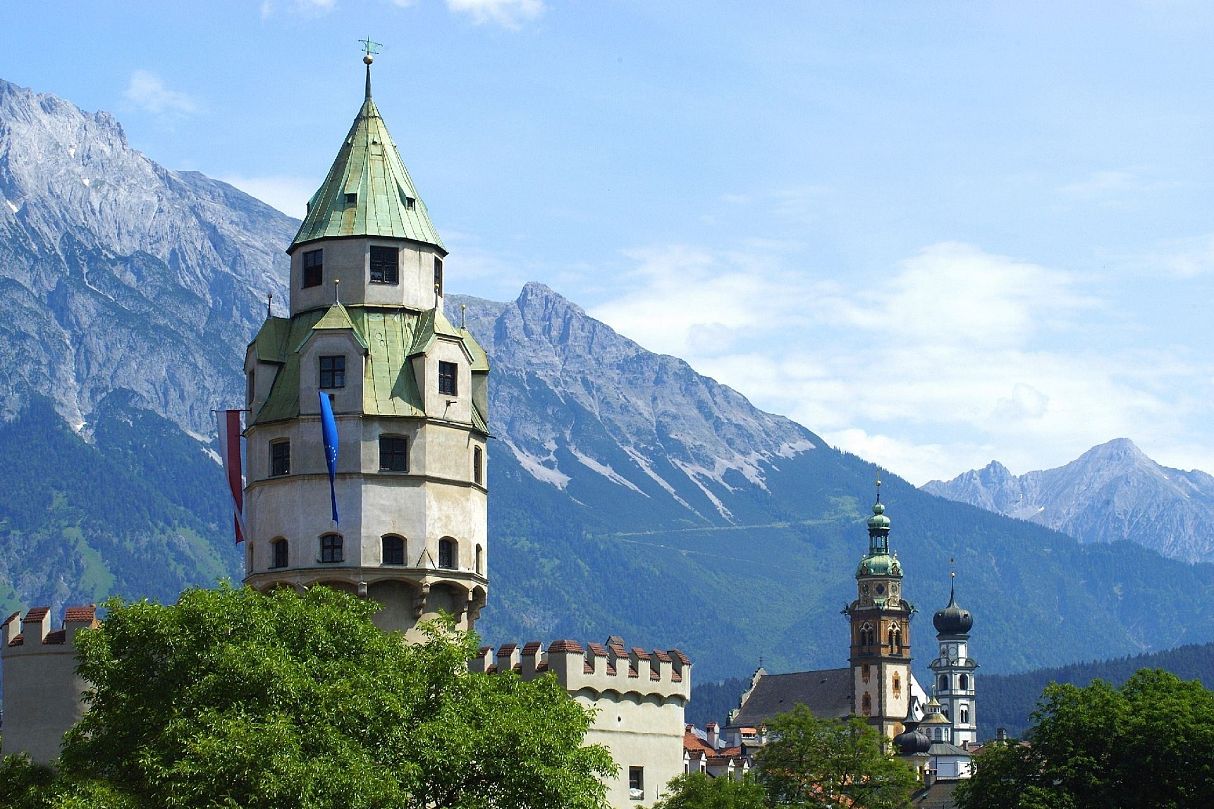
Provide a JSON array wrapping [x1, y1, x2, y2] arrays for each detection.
[[241, 52, 490, 642], [845, 479, 914, 739], [930, 569, 977, 747]]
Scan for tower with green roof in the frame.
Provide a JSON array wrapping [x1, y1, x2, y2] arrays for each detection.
[[844, 481, 915, 739], [241, 53, 489, 641]]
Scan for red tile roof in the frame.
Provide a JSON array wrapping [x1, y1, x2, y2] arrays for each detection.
[[63, 605, 96, 623]]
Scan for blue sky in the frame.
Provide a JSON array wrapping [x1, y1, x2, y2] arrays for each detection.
[[3, 1, 1213, 484]]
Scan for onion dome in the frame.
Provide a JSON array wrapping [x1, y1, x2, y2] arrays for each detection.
[[933, 587, 973, 635], [867, 502, 891, 530], [894, 724, 932, 755], [857, 553, 902, 577]]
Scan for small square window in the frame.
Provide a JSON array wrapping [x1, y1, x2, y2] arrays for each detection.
[[320, 534, 343, 563], [438, 361, 458, 396], [369, 246, 399, 285], [380, 435, 408, 472], [302, 249, 323, 288], [270, 440, 290, 476], [319, 355, 345, 390]]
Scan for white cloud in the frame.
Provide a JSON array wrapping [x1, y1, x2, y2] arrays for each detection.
[[123, 71, 198, 117], [218, 175, 316, 219], [446, 0, 544, 28], [259, 0, 336, 17], [589, 240, 1213, 484]]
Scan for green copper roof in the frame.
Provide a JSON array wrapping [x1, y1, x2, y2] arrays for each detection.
[[250, 305, 487, 431], [291, 68, 445, 250]]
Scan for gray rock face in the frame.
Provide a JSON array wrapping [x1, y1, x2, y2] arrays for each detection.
[[451, 283, 815, 523], [923, 438, 1214, 563], [0, 78, 296, 434]]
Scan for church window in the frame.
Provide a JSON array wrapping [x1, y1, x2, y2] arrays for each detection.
[[438, 361, 458, 396], [369, 245, 399, 284], [270, 440, 290, 476], [438, 537, 456, 569], [939, 675, 948, 693], [382, 534, 405, 566], [629, 767, 645, 800], [320, 533, 343, 563], [379, 435, 408, 472], [887, 623, 902, 651], [302, 249, 323, 288], [893, 672, 902, 698], [473, 446, 483, 485], [861, 692, 872, 716], [271, 538, 288, 568], [434, 256, 444, 296], [319, 355, 345, 389], [959, 674, 969, 690], [859, 623, 875, 648], [960, 704, 970, 724]]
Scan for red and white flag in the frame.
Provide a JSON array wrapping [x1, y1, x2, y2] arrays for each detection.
[[216, 409, 247, 543]]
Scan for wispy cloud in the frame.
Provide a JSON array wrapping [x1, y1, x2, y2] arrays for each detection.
[[588, 240, 1211, 484], [446, 0, 544, 28], [259, 0, 336, 18], [123, 70, 198, 117]]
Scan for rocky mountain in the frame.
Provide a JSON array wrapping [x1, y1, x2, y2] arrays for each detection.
[[6, 78, 1214, 684], [922, 439, 1214, 563]]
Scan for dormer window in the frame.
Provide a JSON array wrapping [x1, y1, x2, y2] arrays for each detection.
[[369, 246, 399, 284], [344, 192, 357, 205], [438, 361, 458, 396], [319, 356, 345, 390], [302, 249, 323, 288]]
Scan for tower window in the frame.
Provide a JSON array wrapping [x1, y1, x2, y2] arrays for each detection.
[[960, 704, 970, 724], [475, 544, 483, 575], [320, 533, 343, 563], [473, 446, 483, 485], [247, 370, 255, 404], [434, 256, 444, 296], [344, 193, 357, 205], [438, 537, 456, 570], [271, 538, 288, 569], [893, 671, 902, 698], [438, 361, 458, 396], [319, 355, 345, 390], [382, 534, 405, 566], [939, 675, 949, 693], [959, 674, 969, 690], [302, 249, 323, 288], [859, 623, 875, 648], [861, 692, 872, 716], [380, 435, 408, 472], [270, 440, 290, 477], [628, 767, 644, 800], [369, 245, 399, 284], [887, 623, 902, 651]]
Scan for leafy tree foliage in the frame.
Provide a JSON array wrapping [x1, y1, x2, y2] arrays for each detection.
[[957, 669, 1214, 809], [756, 705, 916, 809], [9, 584, 613, 809], [648, 773, 768, 809]]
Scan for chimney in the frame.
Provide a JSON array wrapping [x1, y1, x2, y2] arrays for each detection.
[[706, 722, 720, 749], [996, 727, 1007, 742]]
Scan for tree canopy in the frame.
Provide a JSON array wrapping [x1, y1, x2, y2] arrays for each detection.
[[3, 584, 614, 809], [956, 668, 1214, 809]]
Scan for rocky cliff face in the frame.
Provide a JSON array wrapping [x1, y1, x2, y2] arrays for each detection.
[[0, 78, 295, 434], [923, 438, 1214, 563]]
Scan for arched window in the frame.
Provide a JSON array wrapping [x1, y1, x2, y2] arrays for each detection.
[[939, 674, 949, 693], [861, 692, 872, 716], [320, 533, 343, 563], [959, 673, 970, 691], [475, 544, 483, 575], [438, 537, 456, 570], [887, 623, 902, 651], [960, 704, 970, 724], [271, 538, 289, 569], [382, 535, 405, 566], [859, 623, 875, 647]]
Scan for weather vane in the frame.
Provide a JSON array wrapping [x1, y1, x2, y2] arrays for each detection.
[[359, 37, 383, 61]]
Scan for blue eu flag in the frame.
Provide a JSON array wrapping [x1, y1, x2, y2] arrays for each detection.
[[319, 392, 340, 525]]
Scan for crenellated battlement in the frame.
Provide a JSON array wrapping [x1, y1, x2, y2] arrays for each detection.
[[470, 635, 692, 703], [1, 605, 98, 655]]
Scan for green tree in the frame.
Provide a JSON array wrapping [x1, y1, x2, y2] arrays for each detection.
[[756, 705, 917, 809], [957, 669, 1214, 809], [16, 583, 613, 809], [649, 772, 768, 809]]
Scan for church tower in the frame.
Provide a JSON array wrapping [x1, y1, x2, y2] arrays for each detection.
[[242, 53, 490, 642], [845, 483, 914, 739], [930, 572, 977, 747]]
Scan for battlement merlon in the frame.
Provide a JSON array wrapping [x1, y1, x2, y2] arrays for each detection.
[[470, 639, 692, 702], [1, 605, 99, 655]]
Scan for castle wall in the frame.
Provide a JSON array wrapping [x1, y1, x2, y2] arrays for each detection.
[[1, 607, 97, 765], [471, 639, 691, 807]]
